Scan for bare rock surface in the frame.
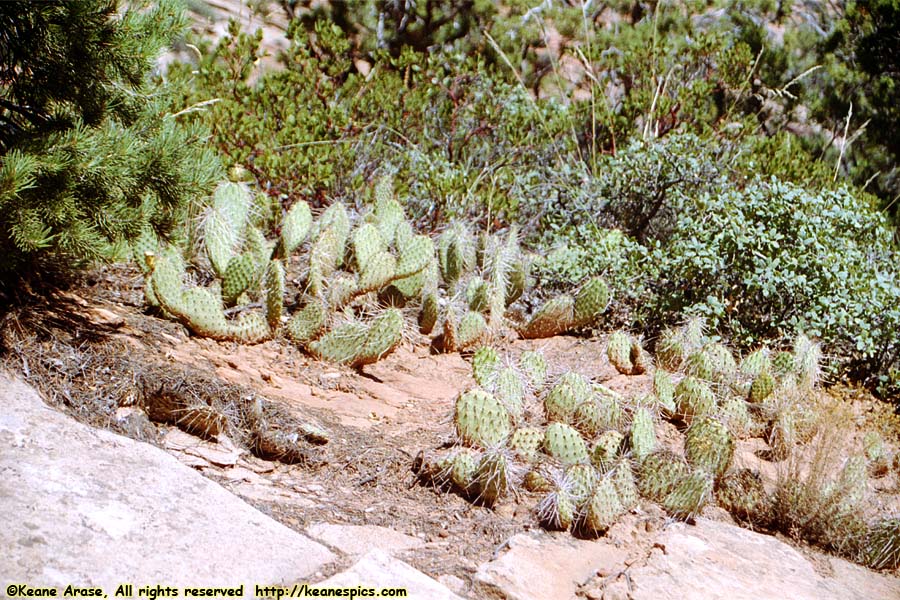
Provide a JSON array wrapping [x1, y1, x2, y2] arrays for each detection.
[[0, 373, 335, 592], [474, 530, 630, 600], [624, 518, 900, 600], [319, 550, 463, 600], [306, 522, 426, 557], [476, 517, 900, 600]]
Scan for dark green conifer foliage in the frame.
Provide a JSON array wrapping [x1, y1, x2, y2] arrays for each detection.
[[0, 0, 221, 278]]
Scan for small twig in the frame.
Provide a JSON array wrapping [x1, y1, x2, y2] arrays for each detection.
[[834, 102, 852, 182]]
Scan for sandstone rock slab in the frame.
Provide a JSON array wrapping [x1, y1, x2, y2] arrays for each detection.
[[306, 523, 425, 557], [474, 531, 629, 600], [319, 549, 463, 600], [0, 373, 335, 593], [626, 518, 900, 600]]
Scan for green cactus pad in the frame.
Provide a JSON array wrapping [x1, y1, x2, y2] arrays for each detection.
[[449, 448, 481, 492], [638, 450, 690, 502], [357, 250, 397, 295], [509, 427, 545, 462], [543, 422, 589, 466], [286, 300, 327, 345], [662, 467, 714, 521], [656, 328, 686, 371], [523, 461, 555, 493], [705, 342, 737, 380], [473, 450, 511, 507], [611, 459, 639, 511], [519, 350, 548, 389], [472, 346, 501, 387], [281, 200, 312, 256], [630, 407, 657, 461], [457, 311, 487, 350], [519, 294, 575, 339], [717, 468, 768, 523], [309, 321, 369, 365], [538, 489, 576, 531], [718, 396, 753, 437], [674, 376, 717, 423], [740, 348, 771, 377], [572, 277, 610, 327], [544, 382, 579, 424], [772, 351, 796, 377], [505, 260, 528, 307], [653, 369, 677, 416], [355, 308, 404, 366], [466, 277, 491, 313], [418, 292, 439, 335], [685, 349, 715, 381], [221, 253, 256, 305], [579, 476, 623, 535], [396, 235, 434, 279], [493, 367, 525, 419], [684, 416, 735, 480], [565, 463, 597, 505], [454, 389, 512, 448], [749, 371, 776, 403], [607, 331, 638, 375], [229, 311, 272, 344], [352, 223, 387, 272], [591, 430, 625, 473]]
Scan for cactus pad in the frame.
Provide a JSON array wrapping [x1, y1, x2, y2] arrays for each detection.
[[519, 294, 575, 339], [454, 389, 511, 448], [684, 416, 735, 480], [543, 422, 589, 466]]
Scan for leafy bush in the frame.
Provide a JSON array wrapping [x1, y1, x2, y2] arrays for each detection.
[[0, 0, 221, 280]]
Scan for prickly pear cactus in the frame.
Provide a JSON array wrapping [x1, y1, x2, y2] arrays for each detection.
[[472, 346, 502, 387], [749, 371, 775, 403], [455, 389, 512, 448], [630, 407, 657, 461], [418, 292, 439, 335], [544, 382, 579, 424], [473, 450, 511, 506], [591, 430, 625, 472], [456, 311, 488, 350], [509, 427, 545, 462], [653, 369, 677, 416], [286, 298, 327, 345], [684, 416, 735, 480], [493, 367, 526, 419], [519, 295, 575, 339], [579, 476, 623, 535], [572, 277, 610, 328], [280, 200, 312, 256], [538, 489, 577, 531], [607, 331, 633, 374], [674, 377, 717, 423], [519, 350, 548, 389], [662, 467, 714, 520], [741, 348, 771, 377], [638, 450, 689, 502], [717, 468, 768, 524], [543, 422, 590, 466]]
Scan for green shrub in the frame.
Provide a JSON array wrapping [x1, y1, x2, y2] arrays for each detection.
[[0, 0, 221, 279]]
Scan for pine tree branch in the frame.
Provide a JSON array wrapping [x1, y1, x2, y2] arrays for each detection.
[[0, 98, 48, 127]]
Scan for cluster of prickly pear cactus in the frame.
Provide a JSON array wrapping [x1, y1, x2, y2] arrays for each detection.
[[142, 179, 416, 365], [144, 183, 294, 343], [518, 276, 611, 339], [650, 318, 828, 462], [415, 345, 747, 536]]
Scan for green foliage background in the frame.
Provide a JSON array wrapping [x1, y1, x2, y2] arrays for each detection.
[[2, 0, 898, 395]]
